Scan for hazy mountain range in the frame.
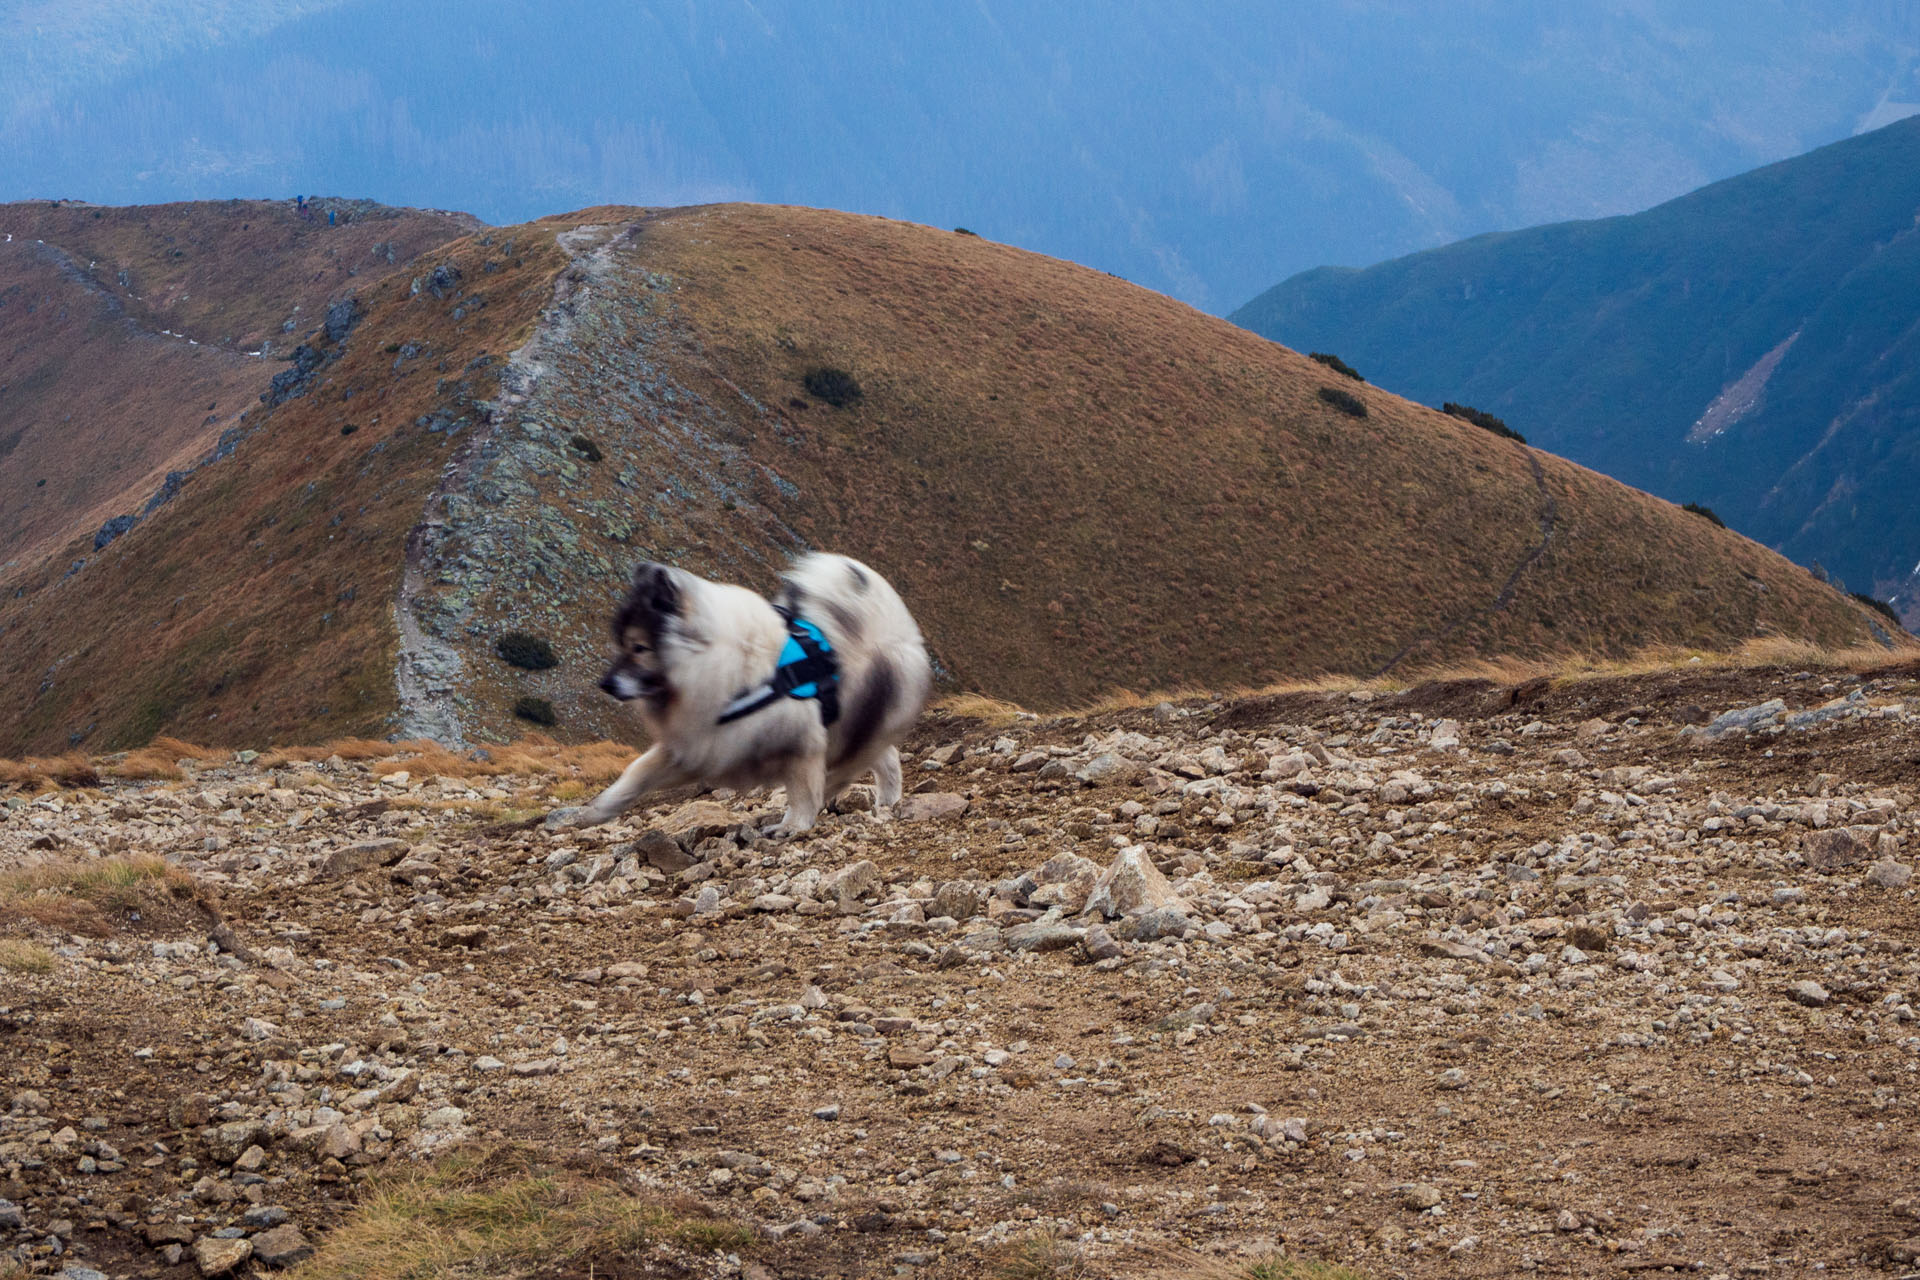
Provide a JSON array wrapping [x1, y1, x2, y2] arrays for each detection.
[[1234, 114, 1920, 626], [4, 1, 1920, 312]]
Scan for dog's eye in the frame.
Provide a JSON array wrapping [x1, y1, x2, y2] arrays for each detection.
[[628, 642, 650, 655]]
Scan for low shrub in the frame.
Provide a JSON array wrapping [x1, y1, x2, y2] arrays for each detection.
[[495, 632, 558, 670], [803, 366, 863, 407], [1309, 352, 1364, 382], [1681, 501, 1726, 528], [1442, 402, 1525, 443], [513, 696, 558, 726], [954, 227, 979, 236], [568, 435, 602, 462], [1316, 385, 1368, 418]]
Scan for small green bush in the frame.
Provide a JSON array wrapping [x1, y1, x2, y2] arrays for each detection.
[[1681, 501, 1725, 528], [803, 366, 863, 407], [954, 227, 978, 236], [568, 434, 602, 462], [1442, 402, 1526, 443], [1851, 591, 1901, 625], [1309, 352, 1364, 382], [512, 696, 557, 726], [1316, 385, 1368, 418], [495, 632, 558, 670]]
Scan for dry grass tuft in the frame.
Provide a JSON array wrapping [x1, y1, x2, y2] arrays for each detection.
[[0, 939, 55, 974], [0, 854, 198, 931], [287, 1144, 751, 1280], [988, 1231, 1091, 1280], [0, 752, 100, 793], [106, 735, 221, 780], [252, 737, 633, 787], [934, 692, 1032, 726], [1133, 1245, 1374, 1280]]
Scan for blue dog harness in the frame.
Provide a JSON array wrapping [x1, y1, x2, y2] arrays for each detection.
[[716, 609, 841, 726]]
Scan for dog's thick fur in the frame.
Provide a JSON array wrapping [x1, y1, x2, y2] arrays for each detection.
[[568, 552, 932, 834]]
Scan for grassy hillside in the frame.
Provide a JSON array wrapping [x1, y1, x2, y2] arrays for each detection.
[[0, 203, 1895, 753], [0, 199, 474, 569], [1231, 114, 1920, 626]]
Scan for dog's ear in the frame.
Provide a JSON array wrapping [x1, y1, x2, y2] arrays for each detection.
[[634, 563, 680, 619]]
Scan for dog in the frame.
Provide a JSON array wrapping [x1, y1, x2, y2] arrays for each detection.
[[559, 552, 932, 835]]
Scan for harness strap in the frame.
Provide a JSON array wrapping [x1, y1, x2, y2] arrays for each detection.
[[716, 610, 841, 727]]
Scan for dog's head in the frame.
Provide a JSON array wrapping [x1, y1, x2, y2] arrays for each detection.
[[600, 563, 683, 703]]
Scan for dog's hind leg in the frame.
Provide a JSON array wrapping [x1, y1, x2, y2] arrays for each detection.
[[873, 745, 903, 809], [773, 753, 827, 836], [570, 745, 687, 827]]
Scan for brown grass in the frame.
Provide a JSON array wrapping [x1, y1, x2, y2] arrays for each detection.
[[252, 737, 632, 786], [0, 939, 55, 974], [939, 636, 1920, 722], [988, 1231, 1091, 1280], [1132, 1245, 1374, 1280], [0, 752, 100, 792], [105, 735, 222, 780], [0, 854, 198, 931], [285, 1144, 751, 1280]]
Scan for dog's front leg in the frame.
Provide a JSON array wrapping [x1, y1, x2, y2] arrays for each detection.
[[873, 745, 903, 809], [772, 753, 827, 836], [554, 745, 685, 828]]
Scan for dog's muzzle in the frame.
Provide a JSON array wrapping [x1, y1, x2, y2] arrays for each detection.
[[599, 666, 660, 702]]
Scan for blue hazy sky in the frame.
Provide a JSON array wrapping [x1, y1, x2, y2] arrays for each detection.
[[4, 1, 1919, 311]]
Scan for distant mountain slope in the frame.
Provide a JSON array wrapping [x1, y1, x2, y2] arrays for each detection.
[[0, 199, 474, 567], [1232, 114, 1920, 627], [0, 203, 1893, 754]]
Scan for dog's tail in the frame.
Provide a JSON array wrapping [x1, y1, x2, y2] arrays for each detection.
[[777, 554, 918, 653]]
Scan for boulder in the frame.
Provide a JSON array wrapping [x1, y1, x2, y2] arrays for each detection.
[[897, 793, 970, 822], [1084, 846, 1187, 919], [251, 1224, 315, 1268], [1804, 828, 1866, 870], [319, 838, 409, 879], [193, 1236, 252, 1276]]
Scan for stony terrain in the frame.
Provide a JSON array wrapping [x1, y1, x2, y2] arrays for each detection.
[[2, 660, 1919, 1279]]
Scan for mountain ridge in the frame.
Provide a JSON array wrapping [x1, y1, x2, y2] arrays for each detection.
[[1231, 114, 1920, 627]]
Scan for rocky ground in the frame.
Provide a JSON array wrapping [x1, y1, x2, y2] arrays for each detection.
[[2, 661, 1918, 1280]]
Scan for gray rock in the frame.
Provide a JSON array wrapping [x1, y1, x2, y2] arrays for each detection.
[[1119, 905, 1192, 941], [1082, 923, 1123, 961], [1789, 980, 1830, 1007], [1074, 753, 1139, 786], [193, 1236, 253, 1275], [1702, 699, 1785, 737], [897, 792, 970, 822], [93, 513, 139, 551], [250, 1224, 314, 1268], [1084, 845, 1186, 919], [1867, 860, 1913, 888], [320, 838, 409, 879], [0, 1198, 22, 1228], [1402, 1183, 1444, 1210], [324, 297, 363, 344], [626, 829, 693, 873], [931, 881, 984, 921], [825, 859, 880, 901], [1005, 921, 1083, 953], [1804, 828, 1866, 870]]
